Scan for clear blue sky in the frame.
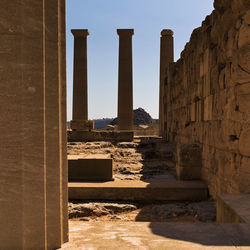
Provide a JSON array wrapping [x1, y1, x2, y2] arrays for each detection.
[[66, 0, 214, 120]]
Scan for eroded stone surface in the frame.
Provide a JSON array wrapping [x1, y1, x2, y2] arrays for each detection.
[[166, 1, 250, 197]]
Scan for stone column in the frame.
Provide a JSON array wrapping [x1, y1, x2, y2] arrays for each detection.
[[159, 29, 174, 137], [70, 29, 93, 131], [117, 29, 134, 131], [0, 0, 68, 249]]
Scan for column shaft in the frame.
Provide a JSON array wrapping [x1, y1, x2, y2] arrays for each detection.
[[159, 29, 174, 138], [71, 30, 89, 130], [117, 29, 134, 131], [59, 0, 69, 243], [0, 0, 68, 248]]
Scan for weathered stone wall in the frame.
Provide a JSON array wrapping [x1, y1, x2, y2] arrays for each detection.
[[166, 0, 250, 198]]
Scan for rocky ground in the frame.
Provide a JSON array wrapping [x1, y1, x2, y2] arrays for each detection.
[[67, 139, 216, 223], [67, 139, 176, 181], [69, 201, 216, 222]]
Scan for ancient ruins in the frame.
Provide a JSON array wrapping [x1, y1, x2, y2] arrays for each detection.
[[0, 0, 249, 249], [69, 28, 136, 142], [159, 29, 174, 138], [117, 29, 134, 131], [70, 29, 94, 132]]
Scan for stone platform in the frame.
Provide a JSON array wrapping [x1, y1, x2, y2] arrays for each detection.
[[68, 130, 134, 142], [61, 221, 250, 249], [68, 179, 208, 202], [217, 194, 250, 223]]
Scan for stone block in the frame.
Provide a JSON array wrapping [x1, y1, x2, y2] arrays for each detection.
[[217, 194, 250, 223], [70, 120, 94, 131], [236, 83, 250, 113], [176, 143, 202, 180], [69, 180, 208, 201], [68, 156, 113, 181], [239, 128, 250, 157], [204, 95, 213, 121]]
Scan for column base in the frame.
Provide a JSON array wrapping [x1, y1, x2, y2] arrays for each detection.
[[70, 120, 94, 131]]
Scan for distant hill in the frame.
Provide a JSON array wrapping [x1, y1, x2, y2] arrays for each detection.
[[94, 118, 113, 129], [110, 107, 153, 126], [67, 108, 156, 129]]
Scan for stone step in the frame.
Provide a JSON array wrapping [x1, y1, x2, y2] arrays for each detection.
[[68, 179, 208, 202]]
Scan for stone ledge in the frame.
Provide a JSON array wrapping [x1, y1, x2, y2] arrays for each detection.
[[216, 194, 250, 223], [68, 180, 208, 202]]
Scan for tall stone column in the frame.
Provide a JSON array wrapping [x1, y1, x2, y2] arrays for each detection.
[[0, 0, 68, 249], [70, 29, 93, 131], [159, 29, 174, 137], [117, 29, 134, 131]]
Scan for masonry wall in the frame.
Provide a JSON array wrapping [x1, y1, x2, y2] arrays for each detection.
[[165, 0, 250, 198]]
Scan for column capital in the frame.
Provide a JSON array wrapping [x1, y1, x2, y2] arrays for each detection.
[[71, 29, 89, 37], [161, 29, 174, 36], [117, 29, 134, 36]]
